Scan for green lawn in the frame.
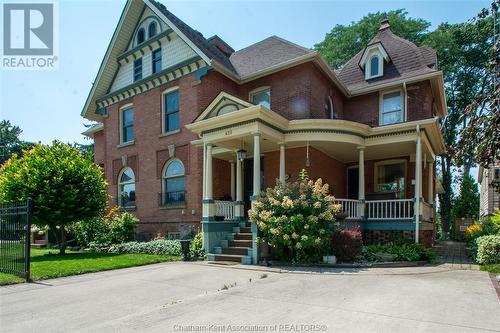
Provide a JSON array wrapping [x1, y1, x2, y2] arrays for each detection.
[[0, 248, 181, 285], [480, 264, 500, 274]]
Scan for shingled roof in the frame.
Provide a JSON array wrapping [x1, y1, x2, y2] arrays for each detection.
[[151, 1, 314, 80], [336, 21, 439, 92]]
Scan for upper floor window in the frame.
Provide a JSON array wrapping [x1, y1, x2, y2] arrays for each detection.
[[161, 159, 185, 206], [250, 87, 271, 109], [152, 48, 162, 74], [163, 88, 180, 133], [370, 55, 379, 77], [121, 106, 134, 143], [325, 96, 336, 119], [137, 28, 145, 45], [380, 91, 404, 126], [133, 58, 142, 82], [148, 22, 157, 39], [118, 167, 136, 208]]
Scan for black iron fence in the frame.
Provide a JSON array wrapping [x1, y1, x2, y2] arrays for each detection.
[[0, 198, 33, 281]]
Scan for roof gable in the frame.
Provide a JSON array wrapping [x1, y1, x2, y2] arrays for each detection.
[[195, 92, 253, 121]]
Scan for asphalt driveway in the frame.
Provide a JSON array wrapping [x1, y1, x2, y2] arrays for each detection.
[[0, 262, 498, 333]]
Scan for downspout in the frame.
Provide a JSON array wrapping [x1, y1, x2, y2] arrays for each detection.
[[403, 81, 408, 121], [415, 124, 421, 243]]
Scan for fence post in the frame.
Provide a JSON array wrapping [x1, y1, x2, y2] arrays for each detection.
[[25, 198, 33, 282]]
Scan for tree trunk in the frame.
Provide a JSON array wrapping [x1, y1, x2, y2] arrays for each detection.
[[438, 155, 453, 238], [59, 228, 66, 255]]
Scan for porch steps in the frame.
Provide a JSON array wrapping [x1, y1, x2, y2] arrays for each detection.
[[208, 221, 254, 264]]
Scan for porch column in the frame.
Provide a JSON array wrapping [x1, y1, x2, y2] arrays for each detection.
[[202, 143, 214, 221], [427, 161, 434, 204], [253, 133, 261, 198], [279, 143, 286, 184], [230, 161, 236, 201], [415, 128, 422, 243], [358, 147, 365, 218], [235, 154, 244, 219]]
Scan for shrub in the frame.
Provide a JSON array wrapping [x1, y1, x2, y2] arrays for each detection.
[[465, 224, 483, 243], [109, 240, 182, 256], [189, 232, 205, 259], [249, 169, 340, 262], [70, 208, 138, 248], [474, 235, 500, 264], [363, 243, 436, 262], [331, 228, 363, 262]]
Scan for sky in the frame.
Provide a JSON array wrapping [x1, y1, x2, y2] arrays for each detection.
[[0, 0, 490, 146]]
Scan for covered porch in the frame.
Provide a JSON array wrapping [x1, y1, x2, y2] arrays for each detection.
[[186, 93, 445, 260]]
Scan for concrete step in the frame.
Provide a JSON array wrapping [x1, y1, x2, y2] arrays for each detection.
[[239, 227, 251, 233], [232, 227, 241, 234], [234, 233, 252, 241], [213, 254, 245, 263], [222, 247, 251, 256], [229, 239, 252, 247]]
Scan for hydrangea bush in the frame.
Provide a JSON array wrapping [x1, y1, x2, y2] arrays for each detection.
[[108, 240, 182, 256], [249, 170, 340, 262]]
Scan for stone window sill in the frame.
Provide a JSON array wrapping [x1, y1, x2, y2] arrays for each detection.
[[159, 129, 181, 138], [117, 140, 135, 148]]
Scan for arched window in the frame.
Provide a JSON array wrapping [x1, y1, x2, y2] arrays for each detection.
[[148, 22, 157, 38], [325, 96, 336, 119], [162, 160, 185, 206], [118, 167, 136, 208], [137, 28, 145, 45], [370, 55, 379, 77]]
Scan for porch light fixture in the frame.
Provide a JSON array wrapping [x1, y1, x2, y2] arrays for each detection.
[[237, 149, 247, 161]]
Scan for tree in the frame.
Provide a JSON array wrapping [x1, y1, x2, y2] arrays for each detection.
[[0, 141, 108, 254], [0, 120, 34, 165], [452, 175, 480, 219], [314, 9, 430, 69], [455, 1, 500, 187]]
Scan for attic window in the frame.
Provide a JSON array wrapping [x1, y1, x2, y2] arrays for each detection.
[[137, 28, 145, 45], [148, 22, 157, 38], [359, 43, 389, 80], [370, 55, 379, 77]]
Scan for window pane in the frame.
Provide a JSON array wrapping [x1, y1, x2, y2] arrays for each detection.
[[167, 112, 179, 132], [370, 56, 379, 77], [165, 90, 179, 113], [148, 22, 157, 38], [120, 168, 135, 183], [137, 29, 145, 44], [251, 89, 271, 109], [166, 177, 185, 192], [134, 59, 142, 81], [123, 108, 133, 125], [382, 92, 402, 125], [120, 183, 136, 207], [122, 108, 134, 142], [152, 49, 161, 74], [165, 160, 184, 177], [377, 163, 405, 197], [124, 126, 134, 142]]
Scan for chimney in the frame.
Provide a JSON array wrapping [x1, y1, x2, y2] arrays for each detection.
[[379, 13, 390, 31]]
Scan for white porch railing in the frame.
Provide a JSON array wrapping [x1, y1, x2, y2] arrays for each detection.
[[366, 199, 413, 220], [333, 199, 362, 219], [214, 200, 236, 220]]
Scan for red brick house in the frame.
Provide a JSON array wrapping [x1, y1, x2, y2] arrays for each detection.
[[82, 0, 447, 263]]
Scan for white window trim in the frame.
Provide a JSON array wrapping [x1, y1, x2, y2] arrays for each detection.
[[119, 103, 135, 145], [161, 159, 186, 208], [161, 86, 180, 134], [374, 159, 408, 198], [249, 86, 271, 109], [365, 52, 384, 80], [118, 167, 136, 208], [379, 88, 406, 126]]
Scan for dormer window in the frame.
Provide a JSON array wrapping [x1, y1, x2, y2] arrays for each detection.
[[359, 42, 390, 81], [137, 28, 145, 45], [148, 22, 157, 38]]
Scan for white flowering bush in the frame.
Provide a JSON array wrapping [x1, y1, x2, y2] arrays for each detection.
[[249, 169, 340, 262], [108, 240, 182, 256]]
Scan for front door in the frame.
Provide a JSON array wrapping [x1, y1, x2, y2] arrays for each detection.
[[243, 158, 264, 215], [347, 167, 359, 200]]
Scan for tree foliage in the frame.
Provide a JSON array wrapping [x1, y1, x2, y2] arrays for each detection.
[[0, 141, 108, 253], [455, 1, 500, 178], [0, 120, 34, 165], [452, 175, 480, 219], [314, 9, 430, 69]]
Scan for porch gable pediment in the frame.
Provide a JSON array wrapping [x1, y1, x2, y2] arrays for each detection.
[[195, 92, 253, 122]]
